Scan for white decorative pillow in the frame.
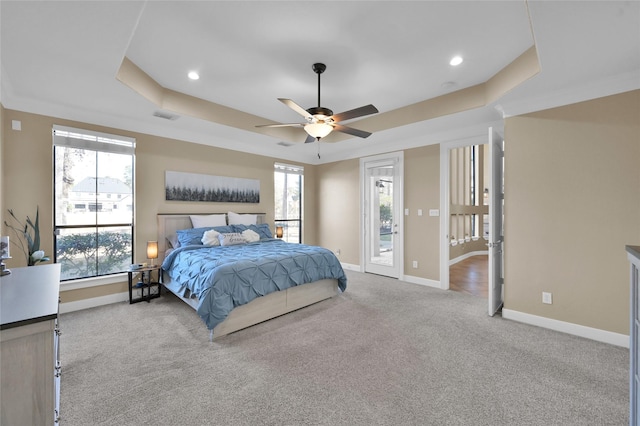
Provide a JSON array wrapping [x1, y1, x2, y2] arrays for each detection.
[[218, 232, 246, 247], [227, 211, 257, 225], [190, 214, 227, 228], [166, 233, 180, 249], [241, 229, 260, 243], [201, 229, 221, 246]]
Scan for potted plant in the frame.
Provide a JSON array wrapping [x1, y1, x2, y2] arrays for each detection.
[[4, 207, 50, 266]]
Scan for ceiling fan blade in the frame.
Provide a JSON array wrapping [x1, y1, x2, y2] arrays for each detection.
[[331, 104, 378, 123], [255, 123, 304, 128], [304, 134, 316, 144], [278, 98, 312, 119], [332, 123, 372, 139]]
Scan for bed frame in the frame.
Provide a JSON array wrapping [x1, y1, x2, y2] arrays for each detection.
[[157, 213, 340, 339]]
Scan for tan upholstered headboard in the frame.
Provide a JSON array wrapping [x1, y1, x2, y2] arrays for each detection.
[[157, 213, 267, 261]]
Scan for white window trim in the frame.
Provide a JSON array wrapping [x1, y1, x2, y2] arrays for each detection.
[[60, 273, 129, 291], [53, 124, 135, 154], [53, 124, 136, 281], [275, 162, 304, 175]]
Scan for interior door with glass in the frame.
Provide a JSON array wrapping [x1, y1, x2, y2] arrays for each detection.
[[362, 153, 403, 278]]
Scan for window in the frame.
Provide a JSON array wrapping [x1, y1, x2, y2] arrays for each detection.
[[53, 125, 135, 281], [450, 144, 487, 245], [274, 163, 303, 243]]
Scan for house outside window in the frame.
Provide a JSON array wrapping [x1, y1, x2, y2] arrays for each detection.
[[53, 125, 135, 280], [274, 163, 303, 243]]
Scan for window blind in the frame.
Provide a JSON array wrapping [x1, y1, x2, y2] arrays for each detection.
[[53, 125, 135, 155], [274, 162, 304, 175]]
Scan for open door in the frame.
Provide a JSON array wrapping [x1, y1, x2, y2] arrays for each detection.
[[488, 127, 504, 315]]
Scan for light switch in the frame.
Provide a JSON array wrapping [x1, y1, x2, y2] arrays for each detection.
[[429, 209, 440, 217], [12, 120, 21, 131], [417, 209, 423, 216], [404, 208, 409, 216]]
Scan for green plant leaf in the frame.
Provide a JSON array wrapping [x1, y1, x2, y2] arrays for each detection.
[[31, 207, 41, 252]]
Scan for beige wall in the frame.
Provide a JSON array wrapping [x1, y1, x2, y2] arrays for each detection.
[[404, 145, 440, 280], [302, 163, 318, 245], [1, 109, 314, 303], [2, 109, 54, 268], [316, 145, 441, 281], [504, 90, 640, 334], [0, 106, 4, 229], [316, 159, 360, 264]]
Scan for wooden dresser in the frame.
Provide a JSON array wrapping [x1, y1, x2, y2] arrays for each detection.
[[1, 263, 61, 425]]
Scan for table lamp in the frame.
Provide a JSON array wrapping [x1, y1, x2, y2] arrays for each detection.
[[147, 241, 158, 266]]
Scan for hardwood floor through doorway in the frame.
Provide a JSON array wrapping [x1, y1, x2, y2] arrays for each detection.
[[450, 255, 488, 298]]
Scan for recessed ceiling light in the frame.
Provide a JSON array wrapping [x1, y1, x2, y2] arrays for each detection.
[[187, 71, 200, 80], [449, 56, 463, 66]]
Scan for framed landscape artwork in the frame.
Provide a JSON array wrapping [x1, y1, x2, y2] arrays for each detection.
[[165, 171, 260, 203]]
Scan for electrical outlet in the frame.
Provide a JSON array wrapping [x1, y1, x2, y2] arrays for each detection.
[[412, 260, 418, 268], [542, 292, 552, 304], [335, 249, 341, 256]]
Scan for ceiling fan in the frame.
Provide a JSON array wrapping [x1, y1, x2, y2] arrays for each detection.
[[257, 63, 379, 143]]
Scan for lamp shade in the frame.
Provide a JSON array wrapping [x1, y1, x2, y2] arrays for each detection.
[[275, 226, 283, 239], [304, 122, 333, 139], [146, 241, 158, 260]]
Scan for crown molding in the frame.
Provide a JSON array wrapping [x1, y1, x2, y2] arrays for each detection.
[[495, 70, 640, 118]]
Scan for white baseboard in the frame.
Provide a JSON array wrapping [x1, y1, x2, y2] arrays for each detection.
[[402, 274, 443, 290], [340, 263, 442, 289], [340, 262, 361, 272], [502, 308, 629, 348], [59, 291, 129, 314], [449, 251, 488, 266]]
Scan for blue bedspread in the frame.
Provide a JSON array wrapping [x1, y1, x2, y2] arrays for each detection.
[[161, 239, 347, 330]]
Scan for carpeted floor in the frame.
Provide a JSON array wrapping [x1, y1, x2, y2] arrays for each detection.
[[59, 270, 628, 425]]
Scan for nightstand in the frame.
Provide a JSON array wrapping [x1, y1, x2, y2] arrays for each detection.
[[127, 265, 162, 304]]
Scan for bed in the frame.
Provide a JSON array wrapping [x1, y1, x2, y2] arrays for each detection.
[[157, 213, 347, 339]]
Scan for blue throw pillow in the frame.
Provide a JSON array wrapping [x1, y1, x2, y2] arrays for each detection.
[[176, 226, 234, 246], [255, 223, 273, 239], [231, 223, 273, 240]]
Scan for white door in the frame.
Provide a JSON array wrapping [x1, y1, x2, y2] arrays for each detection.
[[361, 152, 403, 278], [488, 127, 505, 316]]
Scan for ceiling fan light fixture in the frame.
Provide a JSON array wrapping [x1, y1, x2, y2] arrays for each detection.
[[257, 63, 378, 144], [304, 122, 333, 140], [449, 56, 463, 66]]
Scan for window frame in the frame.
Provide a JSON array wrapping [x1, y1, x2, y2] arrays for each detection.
[[52, 125, 135, 281], [274, 162, 303, 244]]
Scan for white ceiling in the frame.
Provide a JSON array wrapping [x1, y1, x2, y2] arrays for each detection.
[[2, 1, 639, 165]]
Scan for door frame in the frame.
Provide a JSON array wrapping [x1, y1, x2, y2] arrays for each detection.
[[439, 126, 503, 291], [360, 151, 404, 278], [488, 126, 505, 315]]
